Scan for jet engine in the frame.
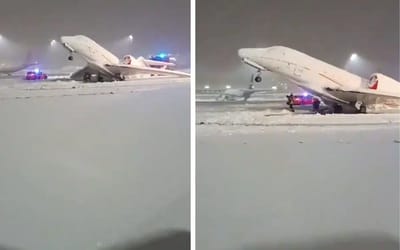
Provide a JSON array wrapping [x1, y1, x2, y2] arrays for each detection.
[[122, 55, 148, 67], [122, 55, 135, 65]]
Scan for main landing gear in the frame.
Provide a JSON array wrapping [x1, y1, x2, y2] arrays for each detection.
[[83, 73, 104, 82], [354, 101, 367, 113], [359, 105, 367, 113], [115, 73, 126, 81], [332, 103, 343, 113], [83, 72, 91, 82], [328, 101, 367, 114]]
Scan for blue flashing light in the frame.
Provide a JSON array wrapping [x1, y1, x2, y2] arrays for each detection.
[[303, 92, 308, 97], [34, 68, 40, 74], [158, 53, 167, 58]]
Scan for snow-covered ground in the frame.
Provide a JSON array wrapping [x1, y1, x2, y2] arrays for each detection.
[[0, 77, 188, 100], [0, 79, 190, 250], [197, 100, 399, 250], [196, 92, 287, 103], [197, 96, 400, 135], [198, 110, 400, 135]]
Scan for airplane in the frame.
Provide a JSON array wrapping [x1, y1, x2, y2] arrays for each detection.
[[0, 53, 38, 75], [60, 35, 190, 82], [216, 84, 273, 101], [238, 46, 400, 113]]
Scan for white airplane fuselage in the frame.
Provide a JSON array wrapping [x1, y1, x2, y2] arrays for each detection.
[[238, 46, 400, 111]]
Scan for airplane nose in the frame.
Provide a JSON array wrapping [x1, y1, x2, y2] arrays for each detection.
[[238, 48, 265, 59], [60, 36, 72, 44], [238, 48, 251, 58], [60, 36, 75, 53]]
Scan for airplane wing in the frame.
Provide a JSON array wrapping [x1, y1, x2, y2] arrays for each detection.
[[105, 64, 190, 78], [325, 87, 400, 105], [70, 66, 91, 80], [143, 59, 175, 67], [346, 88, 400, 99]]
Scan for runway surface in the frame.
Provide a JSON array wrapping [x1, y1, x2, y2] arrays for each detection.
[[196, 96, 399, 250], [0, 78, 190, 250], [0, 77, 189, 100], [197, 96, 400, 133]]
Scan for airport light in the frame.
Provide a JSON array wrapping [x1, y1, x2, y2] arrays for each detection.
[[128, 35, 134, 41], [50, 39, 57, 46], [204, 85, 210, 89], [225, 85, 231, 89], [350, 53, 358, 61], [271, 86, 277, 90]]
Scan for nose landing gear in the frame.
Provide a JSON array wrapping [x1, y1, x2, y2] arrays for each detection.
[[254, 75, 262, 83], [251, 70, 262, 83]]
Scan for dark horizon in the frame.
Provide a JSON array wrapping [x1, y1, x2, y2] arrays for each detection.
[[197, 0, 399, 87]]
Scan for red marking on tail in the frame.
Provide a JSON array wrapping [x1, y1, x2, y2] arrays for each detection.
[[369, 80, 378, 90]]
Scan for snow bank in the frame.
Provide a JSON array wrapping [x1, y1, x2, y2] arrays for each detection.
[[197, 110, 400, 132]]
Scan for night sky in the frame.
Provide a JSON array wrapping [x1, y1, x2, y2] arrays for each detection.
[[0, 0, 190, 69], [197, 0, 399, 87]]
